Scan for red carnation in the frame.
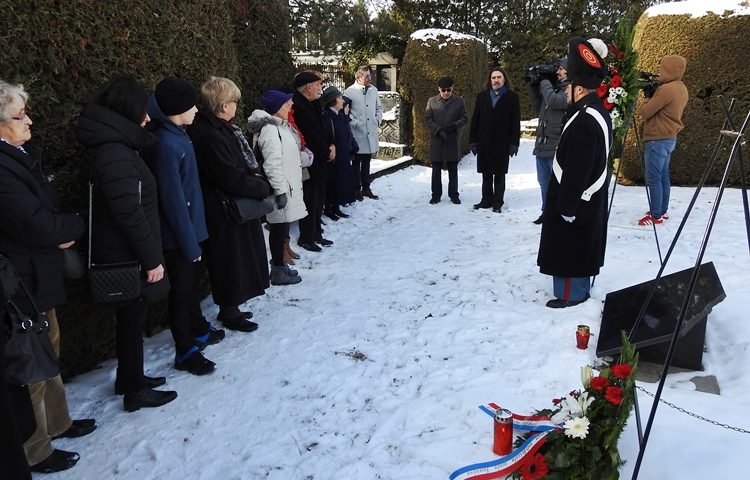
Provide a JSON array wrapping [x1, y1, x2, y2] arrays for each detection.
[[590, 376, 609, 391], [603, 98, 614, 111], [608, 43, 616, 53], [552, 397, 563, 406], [617, 51, 624, 60], [596, 84, 608, 98], [612, 364, 633, 380], [605, 386, 625, 406], [610, 75, 622, 88], [520, 453, 549, 480]]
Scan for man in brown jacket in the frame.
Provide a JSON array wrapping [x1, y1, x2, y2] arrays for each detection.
[[637, 55, 688, 226]]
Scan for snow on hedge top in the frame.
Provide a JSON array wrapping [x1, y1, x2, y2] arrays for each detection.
[[410, 28, 481, 48], [646, 0, 750, 17]]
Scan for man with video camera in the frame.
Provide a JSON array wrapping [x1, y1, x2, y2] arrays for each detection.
[[637, 55, 688, 226], [528, 57, 569, 224]]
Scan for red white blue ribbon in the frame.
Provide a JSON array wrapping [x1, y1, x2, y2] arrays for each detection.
[[448, 404, 562, 480]]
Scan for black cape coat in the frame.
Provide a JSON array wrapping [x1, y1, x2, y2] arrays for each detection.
[[76, 102, 164, 272], [292, 93, 332, 184], [0, 142, 84, 312], [537, 92, 612, 278], [425, 94, 468, 164], [469, 88, 521, 174], [188, 111, 270, 307]]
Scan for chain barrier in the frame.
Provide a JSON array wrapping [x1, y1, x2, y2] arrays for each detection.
[[635, 385, 750, 434]]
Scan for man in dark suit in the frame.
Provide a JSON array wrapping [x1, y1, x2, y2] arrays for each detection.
[[469, 67, 521, 213]]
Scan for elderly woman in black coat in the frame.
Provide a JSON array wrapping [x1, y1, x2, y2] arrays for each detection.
[[0, 80, 95, 473], [188, 76, 270, 332], [76, 76, 177, 412]]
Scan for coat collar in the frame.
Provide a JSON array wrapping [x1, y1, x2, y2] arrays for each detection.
[[0, 139, 39, 170]]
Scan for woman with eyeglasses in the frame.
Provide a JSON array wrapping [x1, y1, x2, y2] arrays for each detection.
[[1, 80, 93, 474], [188, 77, 271, 332]]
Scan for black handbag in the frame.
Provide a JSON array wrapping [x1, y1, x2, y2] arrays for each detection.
[[87, 182, 143, 304], [1, 254, 60, 385], [218, 190, 274, 223]]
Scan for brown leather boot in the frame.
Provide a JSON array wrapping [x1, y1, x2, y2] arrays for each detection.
[[284, 238, 300, 261]]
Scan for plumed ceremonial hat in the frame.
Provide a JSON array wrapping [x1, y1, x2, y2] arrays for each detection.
[[566, 37, 608, 89]]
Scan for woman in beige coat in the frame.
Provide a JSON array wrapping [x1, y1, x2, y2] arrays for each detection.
[[248, 90, 307, 285]]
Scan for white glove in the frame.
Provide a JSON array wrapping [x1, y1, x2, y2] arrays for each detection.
[[561, 215, 576, 223]]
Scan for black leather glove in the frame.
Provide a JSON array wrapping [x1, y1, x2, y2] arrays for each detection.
[[438, 130, 449, 142], [509, 145, 518, 157], [470, 143, 477, 155], [275, 193, 288, 209]]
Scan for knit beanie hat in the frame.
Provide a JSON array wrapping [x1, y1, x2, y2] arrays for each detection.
[[566, 38, 608, 89], [261, 90, 293, 115], [293, 71, 321, 89], [154, 76, 198, 116]]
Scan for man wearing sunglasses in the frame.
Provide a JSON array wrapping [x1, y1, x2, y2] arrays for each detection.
[[424, 76, 467, 204]]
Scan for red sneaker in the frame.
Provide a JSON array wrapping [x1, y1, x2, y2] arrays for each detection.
[[638, 214, 663, 226], [646, 211, 669, 220]]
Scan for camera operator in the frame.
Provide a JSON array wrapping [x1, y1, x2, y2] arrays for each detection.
[[528, 57, 569, 224], [637, 55, 688, 226]]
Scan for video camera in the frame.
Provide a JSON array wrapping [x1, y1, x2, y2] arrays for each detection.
[[523, 60, 560, 86], [639, 71, 660, 98]]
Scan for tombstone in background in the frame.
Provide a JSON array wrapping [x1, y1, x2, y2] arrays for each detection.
[[596, 262, 726, 371]]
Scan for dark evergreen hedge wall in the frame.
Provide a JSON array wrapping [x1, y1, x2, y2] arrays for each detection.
[[0, 0, 293, 377], [619, 10, 750, 186], [401, 32, 487, 165]]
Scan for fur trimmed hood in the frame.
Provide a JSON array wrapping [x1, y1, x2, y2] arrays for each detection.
[[247, 109, 283, 134]]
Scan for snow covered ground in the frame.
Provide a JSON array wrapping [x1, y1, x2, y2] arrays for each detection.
[[53, 139, 750, 479]]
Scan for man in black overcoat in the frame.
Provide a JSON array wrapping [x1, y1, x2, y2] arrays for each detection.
[[291, 71, 335, 251], [469, 67, 521, 213], [537, 38, 613, 308]]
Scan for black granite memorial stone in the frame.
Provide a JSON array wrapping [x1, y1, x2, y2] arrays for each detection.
[[596, 262, 725, 370]]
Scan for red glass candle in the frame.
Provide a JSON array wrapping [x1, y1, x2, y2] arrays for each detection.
[[493, 408, 513, 456], [576, 324, 591, 349]]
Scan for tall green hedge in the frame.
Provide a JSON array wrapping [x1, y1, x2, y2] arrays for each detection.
[[0, 0, 292, 377], [618, 10, 750, 186], [401, 31, 487, 165]]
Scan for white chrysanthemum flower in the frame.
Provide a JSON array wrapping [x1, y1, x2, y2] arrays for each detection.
[[608, 95, 617, 104], [609, 87, 616, 95], [621, 91, 628, 98], [564, 416, 590, 439], [615, 87, 624, 95], [611, 110, 620, 118]]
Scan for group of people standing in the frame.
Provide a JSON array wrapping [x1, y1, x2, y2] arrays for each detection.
[[0, 65, 383, 477]]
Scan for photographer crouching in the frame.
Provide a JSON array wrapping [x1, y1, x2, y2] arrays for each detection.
[[526, 57, 570, 224], [637, 55, 688, 226]]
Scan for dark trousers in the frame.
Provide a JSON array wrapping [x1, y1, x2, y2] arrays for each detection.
[[353, 153, 372, 189], [299, 171, 325, 243], [164, 249, 210, 355], [325, 161, 336, 210], [481, 173, 506, 208], [268, 222, 290, 267], [1, 344, 33, 480], [115, 299, 147, 394], [431, 161, 459, 200]]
